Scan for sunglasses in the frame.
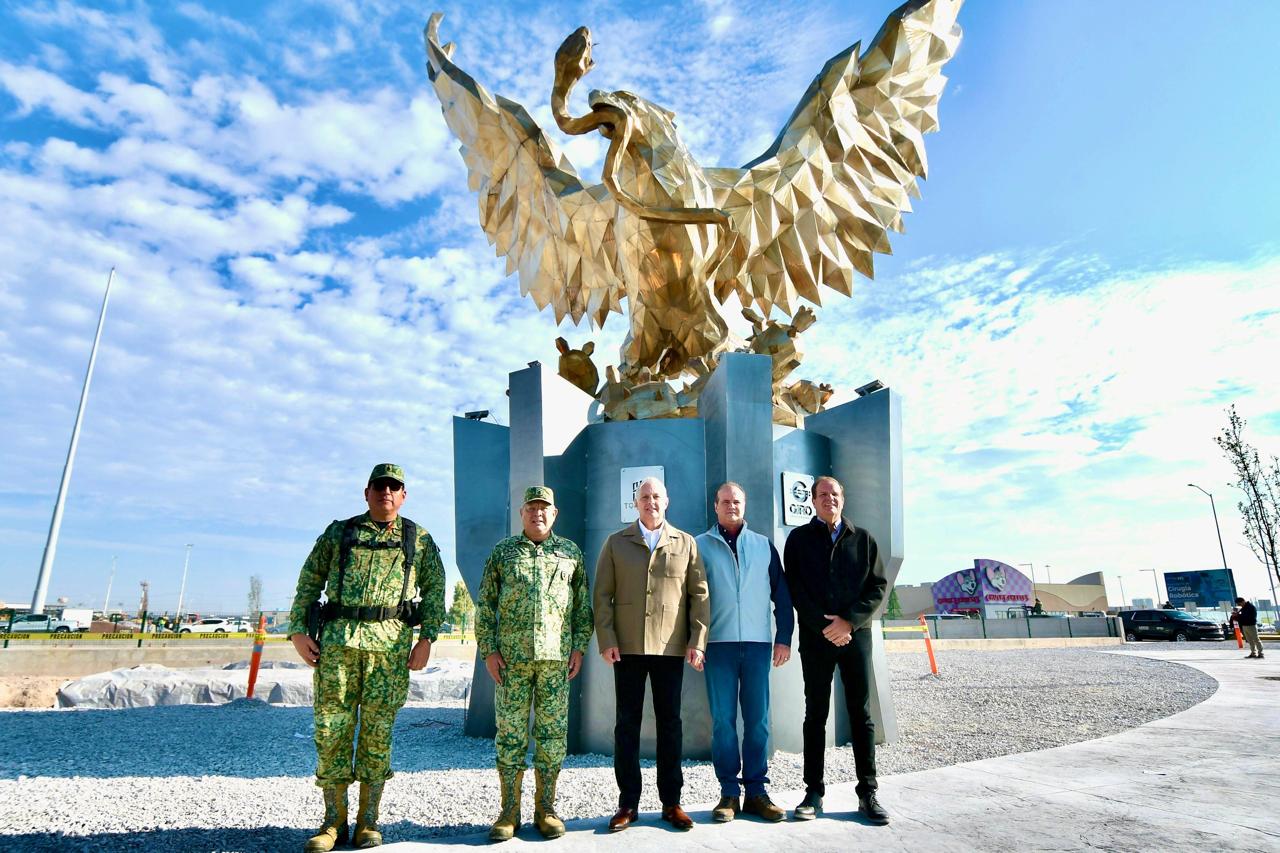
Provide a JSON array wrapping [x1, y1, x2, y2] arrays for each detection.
[[369, 479, 404, 493]]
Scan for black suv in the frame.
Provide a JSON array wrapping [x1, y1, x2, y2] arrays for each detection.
[[1120, 609, 1222, 642]]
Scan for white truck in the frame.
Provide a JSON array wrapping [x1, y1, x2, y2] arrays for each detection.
[[2, 612, 84, 633], [60, 608, 94, 630]]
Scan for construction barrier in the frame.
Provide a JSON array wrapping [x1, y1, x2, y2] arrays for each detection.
[[883, 620, 939, 676], [919, 614, 940, 676], [246, 615, 268, 699]]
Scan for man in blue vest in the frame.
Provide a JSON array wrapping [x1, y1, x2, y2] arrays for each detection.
[[696, 482, 794, 823]]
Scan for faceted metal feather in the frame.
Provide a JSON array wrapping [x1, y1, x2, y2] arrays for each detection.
[[424, 0, 962, 420]]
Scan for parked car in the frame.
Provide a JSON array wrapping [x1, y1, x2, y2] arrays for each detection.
[[179, 617, 239, 634], [1120, 609, 1222, 643], [1, 613, 85, 633]]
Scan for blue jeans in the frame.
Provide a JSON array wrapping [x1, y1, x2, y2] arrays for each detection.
[[703, 641, 772, 798]]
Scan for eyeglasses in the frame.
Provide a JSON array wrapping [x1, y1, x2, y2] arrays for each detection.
[[369, 479, 404, 493]]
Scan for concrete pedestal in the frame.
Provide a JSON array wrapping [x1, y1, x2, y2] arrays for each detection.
[[453, 353, 904, 758]]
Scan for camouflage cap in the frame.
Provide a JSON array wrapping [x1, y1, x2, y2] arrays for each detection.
[[368, 463, 405, 485], [523, 485, 555, 506]]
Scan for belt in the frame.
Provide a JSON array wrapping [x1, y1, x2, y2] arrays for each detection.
[[325, 603, 405, 622]]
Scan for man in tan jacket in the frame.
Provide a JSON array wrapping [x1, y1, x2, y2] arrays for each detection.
[[594, 477, 710, 832]]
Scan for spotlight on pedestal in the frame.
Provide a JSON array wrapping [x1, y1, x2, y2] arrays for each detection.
[[464, 410, 490, 421], [854, 379, 885, 397]]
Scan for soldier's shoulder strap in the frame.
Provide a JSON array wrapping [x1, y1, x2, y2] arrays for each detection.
[[333, 516, 362, 603], [399, 518, 418, 604]]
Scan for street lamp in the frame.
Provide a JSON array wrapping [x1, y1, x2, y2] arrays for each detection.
[[1044, 564, 1053, 584], [175, 544, 193, 622], [1018, 562, 1038, 603], [1117, 575, 1128, 609], [1145, 568, 1164, 606], [1187, 483, 1229, 571]]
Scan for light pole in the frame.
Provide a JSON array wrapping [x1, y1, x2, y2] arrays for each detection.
[[1044, 564, 1053, 584], [1018, 562, 1038, 606], [1118, 575, 1128, 609], [31, 268, 116, 613], [1187, 483, 1229, 572], [103, 556, 116, 614], [175, 544, 193, 622], [1145, 568, 1164, 606]]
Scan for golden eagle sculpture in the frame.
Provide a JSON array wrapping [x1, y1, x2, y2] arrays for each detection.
[[424, 0, 962, 425]]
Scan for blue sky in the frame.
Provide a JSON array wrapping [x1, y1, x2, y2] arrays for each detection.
[[2, 0, 1278, 616]]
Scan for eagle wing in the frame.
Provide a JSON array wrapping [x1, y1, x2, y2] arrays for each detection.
[[425, 16, 621, 327], [706, 0, 962, 316]]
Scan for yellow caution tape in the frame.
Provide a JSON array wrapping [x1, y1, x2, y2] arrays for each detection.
[[1, 632, 292, 643], [882, 626, 928, 633]]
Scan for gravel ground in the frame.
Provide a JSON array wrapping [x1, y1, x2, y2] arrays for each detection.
[[0, 649, 1216, 852]]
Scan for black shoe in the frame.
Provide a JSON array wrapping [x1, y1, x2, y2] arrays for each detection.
[[793, 791, 822, 821], [858, 793, 889, 825], [1247, 654, 1258, 659]]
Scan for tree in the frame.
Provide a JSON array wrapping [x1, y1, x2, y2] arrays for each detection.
[[247, 574, 263, 617], [884, 587, 903, 619], [448, 579, 474, 634], [1215, 405, 1280, 589]]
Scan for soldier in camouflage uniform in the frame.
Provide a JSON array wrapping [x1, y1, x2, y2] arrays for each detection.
[[288, 463, 446, 851], [477, 486, 593, 842]]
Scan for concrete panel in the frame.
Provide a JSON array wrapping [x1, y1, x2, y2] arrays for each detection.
[[507, 363, 545, 536], [768, 427, 831, 754], [700, 353, 775, 533], [803, 388, 903, 744], [452, 416, 509, 740], [452, 417, 509, 595], [544, 437, 589, 754], [452, 363, 907, 759], [575, 418, 711, 758], [934, 620, 986, 640]]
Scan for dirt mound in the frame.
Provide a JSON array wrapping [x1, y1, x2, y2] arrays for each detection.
[[0, 676, 65, 708]]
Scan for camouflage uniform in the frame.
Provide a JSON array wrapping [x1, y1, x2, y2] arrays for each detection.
[[477, 529, 593, 773], [288, 512, 446, 787]]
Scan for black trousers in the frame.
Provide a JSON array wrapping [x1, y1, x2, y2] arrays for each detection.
[[799, 626, 877, 798], [613, 654, 684, 808]]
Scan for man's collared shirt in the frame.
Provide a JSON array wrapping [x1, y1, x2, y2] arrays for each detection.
[[640, 520, 665, 551], [476, 531, 593, 662], [717, 523, 741, 557], [829, 519, 844, 543]]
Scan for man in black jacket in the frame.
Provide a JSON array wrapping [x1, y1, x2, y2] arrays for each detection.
[[1237, 597, 1264, 659], [784, 475, 889, 825]]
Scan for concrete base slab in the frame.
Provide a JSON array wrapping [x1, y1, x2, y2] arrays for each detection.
[[380, 647, 1279, 852]]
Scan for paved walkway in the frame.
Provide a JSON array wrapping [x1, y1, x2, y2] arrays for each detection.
[[386, 647, 1278, 852]]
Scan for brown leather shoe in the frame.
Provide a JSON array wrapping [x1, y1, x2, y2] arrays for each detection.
[[661, 804, 694, 830], [608, 807, 638, 832], [742, 794, 785, 823]]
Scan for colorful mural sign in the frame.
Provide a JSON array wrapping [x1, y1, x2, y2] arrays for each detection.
[[932, 559, 1034, 615]]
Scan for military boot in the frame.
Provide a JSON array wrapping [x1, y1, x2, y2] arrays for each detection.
[[351, 781, 385, 848], [303, 785, 348, 852], [488, 769, 524, 842], [533, 768, 565, 839]]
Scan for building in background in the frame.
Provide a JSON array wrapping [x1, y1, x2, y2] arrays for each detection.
[[889, 582, 936, 619], [917, 560, 1109, 617], [1031, 571, 1109, 614]]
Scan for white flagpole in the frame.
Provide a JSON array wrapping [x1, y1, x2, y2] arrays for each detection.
[[31, 268, 115, 613]]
